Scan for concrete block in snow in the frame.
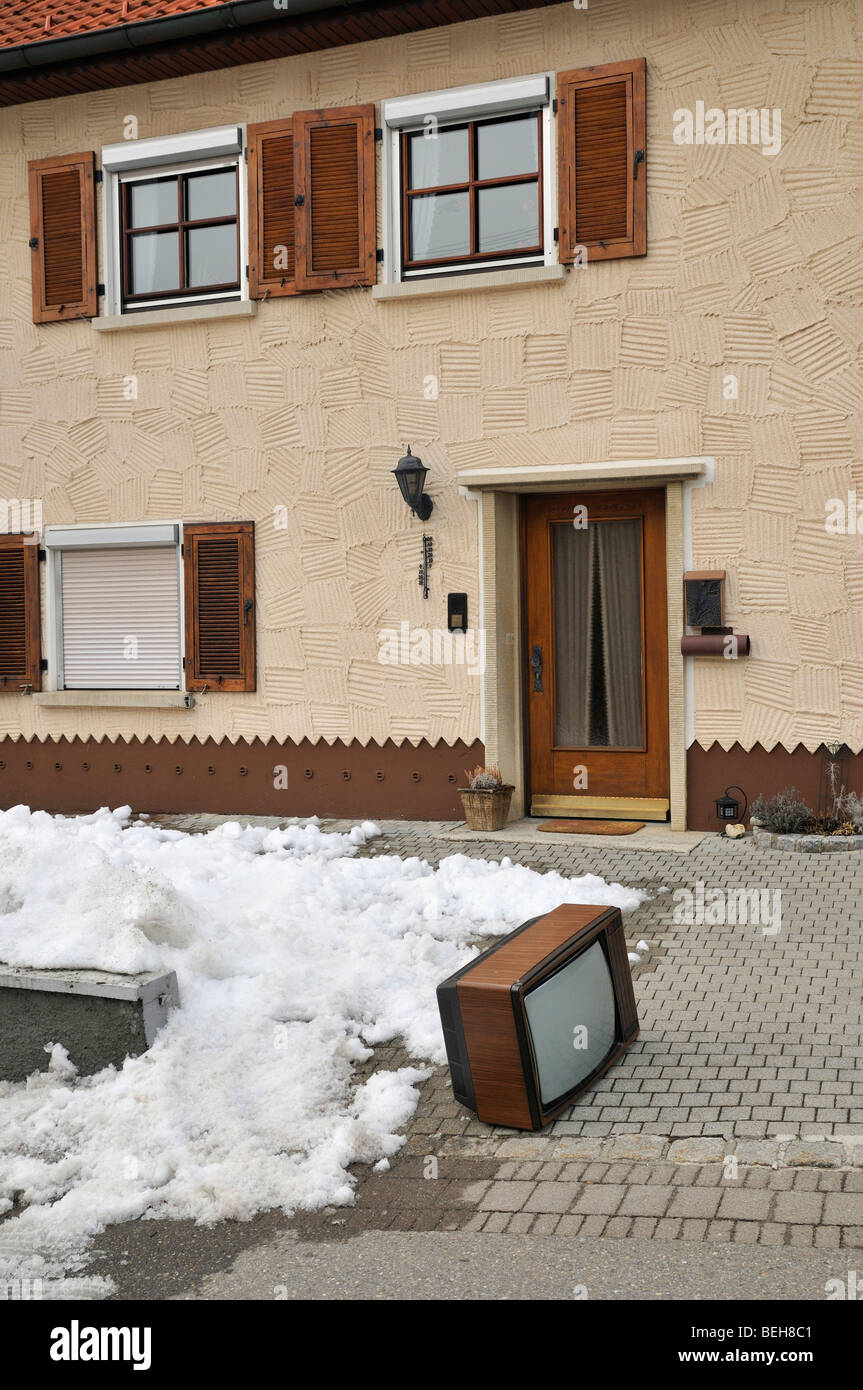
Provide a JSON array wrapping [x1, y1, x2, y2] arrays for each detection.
[[0, 966, 179, 1081]]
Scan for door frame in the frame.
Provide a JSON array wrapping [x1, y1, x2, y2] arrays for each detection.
[[465, 457, 711, 831]]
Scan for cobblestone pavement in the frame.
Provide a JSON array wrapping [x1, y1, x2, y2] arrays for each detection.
[[143, 812, 863, 1254]]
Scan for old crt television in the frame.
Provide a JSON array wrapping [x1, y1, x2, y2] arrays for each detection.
[[437, 904, 639, 1131]]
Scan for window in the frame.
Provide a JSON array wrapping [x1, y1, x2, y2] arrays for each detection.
[[46, 525, 183, 690], [121, 165, 240, 307], [381, 63, 647, 283], [100, 125, 247, 316], [43, 522, 256, 693], [402, 113, 543, 271], [382, 75, 555, 282]]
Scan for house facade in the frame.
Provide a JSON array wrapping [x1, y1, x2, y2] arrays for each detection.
[[0, 0, 861, 830]]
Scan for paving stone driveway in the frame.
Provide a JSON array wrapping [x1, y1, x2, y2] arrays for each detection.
[[355, 821, 863, 1146], [154, 814, 863, 1251], [346, 821, 863, 1250]]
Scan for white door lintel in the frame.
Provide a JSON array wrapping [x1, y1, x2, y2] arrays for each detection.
[[458, 457, 709, 493]]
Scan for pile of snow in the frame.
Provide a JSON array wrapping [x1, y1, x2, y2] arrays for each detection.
[[0, 805, 644, 1297]]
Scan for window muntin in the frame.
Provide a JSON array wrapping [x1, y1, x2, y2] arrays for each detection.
[[401, 112, 543, 271], [120, 163, 240, 307]]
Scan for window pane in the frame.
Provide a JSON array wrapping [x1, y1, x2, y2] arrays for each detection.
[[477, 115, 539, 180], [129, 230, 179, 294], [186, 223, 238, 287], [186, 169, 237, 221], [128, 178, 178, 228], [408, 127, 468, 189], [410, 191, 470, 262], [477, 182, 539, 252]]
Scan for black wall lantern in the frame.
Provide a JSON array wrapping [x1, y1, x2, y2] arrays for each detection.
[[715, 785, 748, 822], [392, 445, 433, 521]]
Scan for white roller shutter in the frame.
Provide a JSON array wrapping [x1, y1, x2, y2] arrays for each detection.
[[60, 546, 181, 689]]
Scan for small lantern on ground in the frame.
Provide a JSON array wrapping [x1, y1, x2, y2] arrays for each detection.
[[715, 785, 747, 823]]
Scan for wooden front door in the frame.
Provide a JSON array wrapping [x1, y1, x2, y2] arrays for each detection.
[[523, 490, 670, 819]]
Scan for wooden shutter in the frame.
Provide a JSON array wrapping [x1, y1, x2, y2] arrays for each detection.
[[557, 59, 646, 263], [183, 522, 255, 692], [0, 536, 41, 693], [248, 119, 298, 298], [293, 105, 376, 291], [28, 151, 98, 323]]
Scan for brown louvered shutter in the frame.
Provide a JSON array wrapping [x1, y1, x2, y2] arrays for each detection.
[[0, 535, 42, 693], [557, 59, 646, 263], [183, 522, 255, 692], [248, 120, 298, 298], [28, 152, 98, 323], [293, 105, 376, 291]]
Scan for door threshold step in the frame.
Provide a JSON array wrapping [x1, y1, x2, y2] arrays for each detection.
[[536, 818, 645, 835]]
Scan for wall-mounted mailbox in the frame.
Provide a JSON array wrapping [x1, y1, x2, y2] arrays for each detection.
[[681, 631, 750, 656], [447, 593, 468, 633], [682, 570, 750, 657], [684, 570, 725, 628]]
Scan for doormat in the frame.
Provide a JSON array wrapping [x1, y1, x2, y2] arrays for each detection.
[[537, 819, 645, 836]]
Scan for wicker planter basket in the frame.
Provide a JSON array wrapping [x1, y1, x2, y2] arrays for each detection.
[[458, 785, 515, 832]]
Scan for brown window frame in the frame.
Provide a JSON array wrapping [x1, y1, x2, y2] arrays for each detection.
[[120, 164, 241, 307], [400, 111, 544, 272]]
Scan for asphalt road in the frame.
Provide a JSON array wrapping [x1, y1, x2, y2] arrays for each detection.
[[170, 1230, 851, 1301]]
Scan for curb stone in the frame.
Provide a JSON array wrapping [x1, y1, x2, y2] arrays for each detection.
[[433, 1133, 860, 1170]]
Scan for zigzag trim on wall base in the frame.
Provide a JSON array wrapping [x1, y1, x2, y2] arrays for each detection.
[[0, 732, 479, 749], [0, 735, 485, 821], [692, 736, 863, 755]]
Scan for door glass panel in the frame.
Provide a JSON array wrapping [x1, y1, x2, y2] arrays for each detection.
[[552, 518, 644, 749]]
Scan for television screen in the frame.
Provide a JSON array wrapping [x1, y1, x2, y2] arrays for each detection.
[[523, 939, 617, 1108], [437, 903, 639, 1131]]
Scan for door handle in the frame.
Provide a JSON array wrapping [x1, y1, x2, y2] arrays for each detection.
[[243, 598, 253, 626], [530, 645, 543, 693]]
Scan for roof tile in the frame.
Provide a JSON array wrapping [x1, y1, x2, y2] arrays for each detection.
[[1, 1, 230, 50]]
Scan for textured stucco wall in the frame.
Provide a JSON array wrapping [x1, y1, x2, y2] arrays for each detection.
[[0, 0, 862, 753]]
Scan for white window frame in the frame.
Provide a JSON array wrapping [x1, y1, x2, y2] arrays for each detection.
[[380, 74, 556, 284], [100, 126, 248, 317], [44, 522, 185, 692]]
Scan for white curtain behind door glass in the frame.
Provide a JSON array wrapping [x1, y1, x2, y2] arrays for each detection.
[[553, 523, 594, 747], [552, 519, 643, 749], [596, 520, 643, 747]]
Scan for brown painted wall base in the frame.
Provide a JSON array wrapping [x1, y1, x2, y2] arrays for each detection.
[[6, 736, 858, 830], [687, 741, 863, 831], [0, 736, 484, 821]]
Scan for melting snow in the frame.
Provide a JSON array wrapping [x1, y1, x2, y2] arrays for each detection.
[[0, 805, 644, 1297]]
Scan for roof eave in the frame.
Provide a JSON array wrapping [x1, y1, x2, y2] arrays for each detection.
[[0, 0, 359, 73]]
